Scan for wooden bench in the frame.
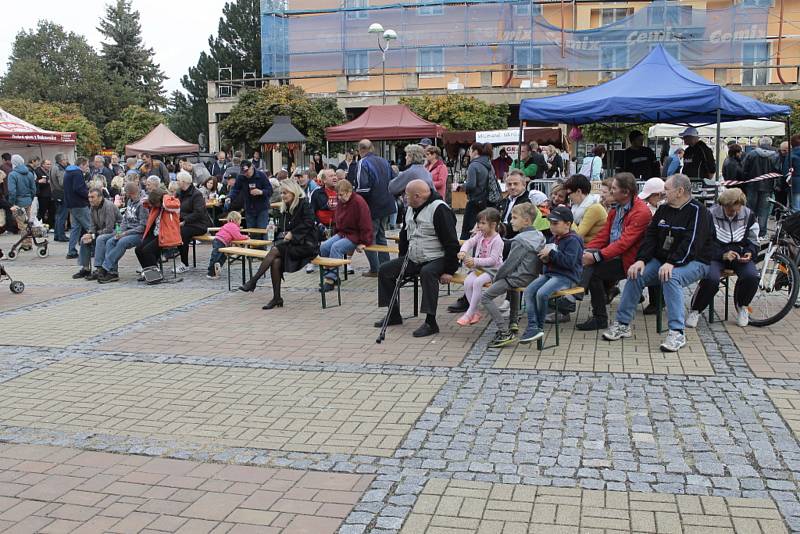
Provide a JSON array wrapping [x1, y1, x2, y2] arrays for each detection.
[[312, 257, 352, 309], [651, 268, 735, 332], [219, 246, 268, 291], [364, 244, 400, 255], [509, 285, 584, 349]]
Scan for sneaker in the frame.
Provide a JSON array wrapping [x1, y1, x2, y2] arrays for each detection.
[[456, 313, 472, 326], [602, 322, 632, 341], [544, 312, 570, 324], [347, 266, 355, 275], [685, 310, 701, 329], [736, 306, 750, 327], [489, 330, 517, 348], [576, 317, 608, 331], [214, 262, 221, 277], [305, 263, 315, 273], [660, 330, 686, 352], [176, 263, 190, 274], [518, 326, 544, 344], [72, 268, 91, 279], [98, 272, 119, 284], [508, 322, 519, 333]]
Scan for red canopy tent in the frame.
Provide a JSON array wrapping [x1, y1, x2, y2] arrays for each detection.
[[0, 107, 77, 162], [325, 105, 445, 141]]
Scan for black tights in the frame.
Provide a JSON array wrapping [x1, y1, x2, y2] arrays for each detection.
[[248, 247, 283, 299]]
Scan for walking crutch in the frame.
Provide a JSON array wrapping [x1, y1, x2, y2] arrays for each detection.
[[376, 229, 418, 344]]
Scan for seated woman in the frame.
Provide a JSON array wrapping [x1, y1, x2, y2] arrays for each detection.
[[563, 174, 606, 243], [176, 171, 211, 273], [319, 180, 373, 292], [134, 188, 182, 281], [238, 180, 319, 309], [686, 187, 760, 328], [200, 176, 219, 201]]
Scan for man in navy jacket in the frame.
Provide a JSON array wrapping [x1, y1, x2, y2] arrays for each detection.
[[228, 160, 272, 229], [64, 157, 92, 259]]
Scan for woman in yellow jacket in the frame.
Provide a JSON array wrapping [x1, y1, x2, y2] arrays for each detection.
[[563, 174, 607, 243]]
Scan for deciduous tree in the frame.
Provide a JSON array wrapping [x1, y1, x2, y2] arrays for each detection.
[[104, 105, 166, 154], [399, 95, 509, 131]]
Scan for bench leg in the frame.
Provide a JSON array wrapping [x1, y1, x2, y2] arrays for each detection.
[[337, 267, 342, 306], [227, 258, 232, 291], [413, 277, 419, 317], [724, 277, 730, 321], [241, 256, 246, 287], [192, 240, 196, 268], [319, 266, 326, 309], [655, 288, 664, 334]]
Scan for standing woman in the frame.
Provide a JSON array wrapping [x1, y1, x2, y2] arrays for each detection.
[[545, 145, 564, 178], [722, 144, 744, 187], [175, 171, 210, 272], [238, 180, 319, 309], [311, 152, 325, 174], [425, 146, 448, 199], [462, 142, 492, 239]]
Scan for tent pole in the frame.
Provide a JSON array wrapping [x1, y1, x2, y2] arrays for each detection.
[[787, 116, 792, 201], [518, 121, 525, 172], [715, 108, 721, 188], [326, 141, 330, 162]]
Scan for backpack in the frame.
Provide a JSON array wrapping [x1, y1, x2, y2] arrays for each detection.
[[486, 166, 502, 207]]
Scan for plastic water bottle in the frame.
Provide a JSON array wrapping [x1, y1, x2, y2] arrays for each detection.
[[267, 223, 275, 242]]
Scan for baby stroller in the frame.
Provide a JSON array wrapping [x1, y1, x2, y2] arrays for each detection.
[[4, 207, 48, 260], [0, 249, 24, 293]]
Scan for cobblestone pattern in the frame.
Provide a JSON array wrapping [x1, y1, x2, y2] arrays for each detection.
[[400, 478, 787, 533]]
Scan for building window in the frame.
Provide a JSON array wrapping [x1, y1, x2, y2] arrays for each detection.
[[418, 47, 444, 75], [599, 8, 632, 25], [417, 0, 443, 16], [739, 0, 772, 7], [345, 51, 369, 77], [513, 1, 542, 17], [345, 0, 368, 20], [600, 45, 628, 79], [648, 3, 692, 26], [513, 46, 542, 78], [742, 42, 769, 86]]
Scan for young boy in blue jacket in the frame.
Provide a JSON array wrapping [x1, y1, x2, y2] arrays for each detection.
[[519, 205, 584, 344]]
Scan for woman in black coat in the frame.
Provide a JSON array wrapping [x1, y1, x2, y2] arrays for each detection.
[[238, 180, 319, 309], [176, 171, 210, 270]]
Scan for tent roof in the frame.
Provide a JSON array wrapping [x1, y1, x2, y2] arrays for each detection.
[[325, 105, 445, 141], [649, 119, 787, 139], [258, 116, 306, 144], [125, 123, 199, 156], [519, 45, 790, 125], [0, 107, 76, 145]]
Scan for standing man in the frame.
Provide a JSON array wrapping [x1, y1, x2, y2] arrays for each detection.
[[37, 159, 54, 227], [679, 127, 716, 181], [356, 139, 396, 277], [142, 153, 170, 186], [228, 160, 272, 229], [51, 154, 68, 242], [603, 174, 713, 352], [338, 149, 358, 187], [252, 150, 265, 171], [742, 136, 780, 239], [211, 151, 229, 179], [510, 143, 538, 180], [621, 130, 660, 180], [375, 180, 459, 337], [63, 157, 92, 260], [110, 154, 123, 176], [91, 155, 114, 184]]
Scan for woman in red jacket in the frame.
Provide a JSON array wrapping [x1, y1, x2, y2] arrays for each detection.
[[135, 188, 182, 276], [319, 180, 373, 292], [425, 146, 448, 199]]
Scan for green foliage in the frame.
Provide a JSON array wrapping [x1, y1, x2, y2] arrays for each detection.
[[220, 85, 344, 153], [399, 95, 509, 130], [763, 94, 797, 138], [0, 98, 102, 156], [104, 105, 166, 154], [170, 0, 262, 147], [97, 0, 166, 108], [580, 123, 654, 145], [0, 21, 137, 129]]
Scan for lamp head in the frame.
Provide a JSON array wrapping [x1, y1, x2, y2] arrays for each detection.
[[383, 29, 398, 40], [368, 23, 384, 34]]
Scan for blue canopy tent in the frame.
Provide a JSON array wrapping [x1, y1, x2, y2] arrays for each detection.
[[518, 45, 791, 177]]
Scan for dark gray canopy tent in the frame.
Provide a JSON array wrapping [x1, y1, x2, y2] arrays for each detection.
[[258, 116, 307, 171]]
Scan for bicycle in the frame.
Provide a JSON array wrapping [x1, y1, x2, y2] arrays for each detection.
[[747, 199, 800, 326]]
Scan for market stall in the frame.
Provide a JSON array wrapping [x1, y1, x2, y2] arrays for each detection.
[[0, 107, 76, 163], [258, 116, 307, 173]]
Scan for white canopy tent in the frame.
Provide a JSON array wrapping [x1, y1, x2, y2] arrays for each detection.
[[0, 108, 76, 163], [648, 120, 786, 139]]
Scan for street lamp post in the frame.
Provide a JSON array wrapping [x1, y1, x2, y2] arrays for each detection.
[[368, 23, 397, 105]]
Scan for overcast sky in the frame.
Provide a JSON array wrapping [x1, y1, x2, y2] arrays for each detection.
[[0, 0, 231, 94]]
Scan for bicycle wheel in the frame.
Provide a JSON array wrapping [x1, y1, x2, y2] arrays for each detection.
[[749, 251, 800, 327]]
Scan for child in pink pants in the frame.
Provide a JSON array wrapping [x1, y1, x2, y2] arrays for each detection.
[[457, 208, 504, 325]]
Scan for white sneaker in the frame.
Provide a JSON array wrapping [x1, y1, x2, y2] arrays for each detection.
[[176, 263, 189, 274], [347, 266, 355, 275], [685, 310, 700, 329], [736, 306, 750, 327], [305, 263, 315, 273], [660, 330, 686, 352], [602, 322, 632, 341]]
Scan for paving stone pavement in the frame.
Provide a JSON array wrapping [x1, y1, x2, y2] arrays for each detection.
[[0, 235, 799, 532]]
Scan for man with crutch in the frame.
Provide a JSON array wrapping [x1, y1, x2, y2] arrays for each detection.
[[375, 180, 460, 338]]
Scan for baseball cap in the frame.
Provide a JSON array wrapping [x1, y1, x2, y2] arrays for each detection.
[[678, 127, 699, 138], [638, 177, 665, 199], [419, 138, 433, 147], [240, 160, 252, 170], [529, 190, 548, 205], [547, 205, 574, 223]]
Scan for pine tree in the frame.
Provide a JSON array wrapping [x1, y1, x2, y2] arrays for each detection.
[[167, 0, 261, 146], [97, 0, 167, 108]]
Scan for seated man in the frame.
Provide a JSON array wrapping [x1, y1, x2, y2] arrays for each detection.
[[686, 187, 759, 327], [577, 173, 652, 331], [73, 187, 120, 280], [603, 174, 714, 352], [95, 181, 149, 283], [374, 179, 459, 337]]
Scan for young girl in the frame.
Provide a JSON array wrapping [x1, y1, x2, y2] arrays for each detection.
[[456, 208, 504, 326], [207, 211, 247, 279]]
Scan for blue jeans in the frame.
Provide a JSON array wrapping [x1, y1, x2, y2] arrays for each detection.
[[365, 215, 389, 273], [320, 234, 356, 282], [207, 239, 228, 275], [792, 190, 800, 212], [89, 233, 114, 269], [245, 210, 269, 230], [523, 273, 572, 330], [745, 185, 771, 238], [54, 200, 68, 240], [101, 234, 142, 273], [68, 207, 91, 255], [616, 259, 709, 331]]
